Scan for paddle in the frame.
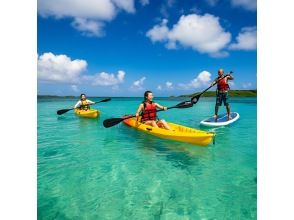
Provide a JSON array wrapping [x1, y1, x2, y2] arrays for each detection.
[[103, 101, 193, 128], [56, 98, 111, 115], [190, 71, 233, 104]]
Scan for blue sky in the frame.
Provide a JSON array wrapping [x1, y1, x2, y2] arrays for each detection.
[[37, 0, 256, 96]]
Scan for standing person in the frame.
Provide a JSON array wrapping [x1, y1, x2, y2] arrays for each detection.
[[135, 91, 171, 130], [74, 94, 95, 111], [211, 69, 234, 120]]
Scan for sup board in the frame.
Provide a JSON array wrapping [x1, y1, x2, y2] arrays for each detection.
[[200, 112, 240, 127]]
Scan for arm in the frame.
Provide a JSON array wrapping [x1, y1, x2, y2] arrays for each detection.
[[74, 101, 81, 108], [227, 74, 234, 80], [211, 77, 218, 86], [86, 99, 95, 104], [155, 103, 167, 110], [135, 104, 144, 117]]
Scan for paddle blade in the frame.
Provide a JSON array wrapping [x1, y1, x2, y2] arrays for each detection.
[[103, 118, 125, 128], [57, 109, 71, 115], [191, 94, 200, 104], [175, 101, 193, 108], [99, 98, 111, 103]]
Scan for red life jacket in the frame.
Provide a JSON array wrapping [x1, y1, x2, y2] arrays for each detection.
[[141, 101, 157, 121], [217, 77, 230, 92]]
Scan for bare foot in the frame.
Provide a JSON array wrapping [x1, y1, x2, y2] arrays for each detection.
[[227, 115, 232, 120], [213, 115, 218, 122]]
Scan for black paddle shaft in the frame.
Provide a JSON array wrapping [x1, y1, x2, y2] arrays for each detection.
[[191, 72, 233, 104], [103, 101, 193, 128], [57, 98, 111, 115]]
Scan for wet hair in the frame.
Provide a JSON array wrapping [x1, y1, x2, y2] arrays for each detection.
[[144, 91, 152, 101], [80, 93, 86, 99]]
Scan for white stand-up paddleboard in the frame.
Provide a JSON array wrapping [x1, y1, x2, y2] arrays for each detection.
[[200, 112, 240, 127]]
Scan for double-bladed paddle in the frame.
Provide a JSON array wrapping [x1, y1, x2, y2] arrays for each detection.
[[103, 100, 193, 128], [190, 71, 233, 105], [56, 98, 111, 115]]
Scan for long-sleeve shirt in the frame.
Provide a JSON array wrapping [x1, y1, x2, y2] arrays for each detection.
[[74, 99, 95, 108]]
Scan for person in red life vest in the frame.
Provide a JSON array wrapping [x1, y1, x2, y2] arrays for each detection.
[[74, 94, 95, 111], [211, 69, 234, 120], [135, 90, 171, 130]]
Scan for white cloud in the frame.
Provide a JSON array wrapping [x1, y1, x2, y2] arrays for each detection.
[[178, 71, 212, 89], [71, 18, 105, 37], [231, 0, 256, 11], [229, 26, 256, 50], [38, 0, 116, 20], [37, 52, 87, 83], [131, 77, 146, 90], [38, 52, 127, 88], [140, 0, 149, 6], [242, 82, 252, 89], [157, 85, 163, 90], [146, 19, 169, 42], [112, 0, 135, 13], [71, 85, 79, 92], [84, 70, 125, 86], [166, 81, 173, 89], [146, 14, 231, 56], [38, 0, 135, 36]]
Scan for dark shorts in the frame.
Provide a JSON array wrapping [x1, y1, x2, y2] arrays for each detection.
[[216, 91, 229, 106]]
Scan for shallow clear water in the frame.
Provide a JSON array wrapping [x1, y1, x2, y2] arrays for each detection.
[[38, 97, 256, 219]]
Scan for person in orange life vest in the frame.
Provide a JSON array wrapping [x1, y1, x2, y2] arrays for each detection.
[[74, 94, 95, 111], [211, 69, 234, 120], [135, 91, 171, 130]]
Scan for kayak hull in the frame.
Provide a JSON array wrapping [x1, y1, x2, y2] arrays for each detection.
[[200, 112, 240, 127], [123, 116, 214, 146], [74, 109, 100, 118]]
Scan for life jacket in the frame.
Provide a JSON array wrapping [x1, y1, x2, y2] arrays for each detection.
[[80, 100, 90, 110], [141, 101, 157, 121], [217, 76, 230, 92]]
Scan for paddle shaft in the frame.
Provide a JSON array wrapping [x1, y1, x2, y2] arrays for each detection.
[[191, 73, 232, 101]]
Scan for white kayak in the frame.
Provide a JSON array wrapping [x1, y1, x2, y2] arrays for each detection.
[[200, 112, 240, 127]]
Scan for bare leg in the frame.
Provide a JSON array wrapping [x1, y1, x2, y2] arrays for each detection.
[[144, 120, 159, 128], [226, 105, 232, 120], [157, 120, 171, 130], [214, 105, 219, 121]]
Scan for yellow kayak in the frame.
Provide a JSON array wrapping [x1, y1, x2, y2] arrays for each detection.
[[74, 109, 100, 118], [123, 116, 214, 146]]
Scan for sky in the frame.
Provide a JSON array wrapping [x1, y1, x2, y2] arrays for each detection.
[[37, 0, 257, 97]]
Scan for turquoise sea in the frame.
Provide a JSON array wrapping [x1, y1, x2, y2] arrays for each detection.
[[38, 97, 257, 219]]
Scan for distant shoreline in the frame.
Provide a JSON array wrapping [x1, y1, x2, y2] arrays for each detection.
[[38, 90, 257, 99], [177, 90, 257, 98]]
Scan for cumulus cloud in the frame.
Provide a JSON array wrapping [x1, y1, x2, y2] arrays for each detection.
[[37, 52, 87, 83], [146, 14, 231, 56], [71, 18, 105, 37], [178, 71, 212, 90], [83, 70, 125, 86], [231, 0, 256, 11], [156, 81, 174, 91], [146, 19, 169, 42], [229, 26, 257, 50], [38, 0, 135, 36], [131, 77, 146, 90], [166, 81, 173, 89], [112, 0, 135, 13], [38, 52, 127, 88]]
